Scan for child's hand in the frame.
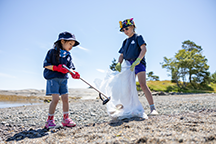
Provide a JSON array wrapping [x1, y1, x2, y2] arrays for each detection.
[[70, 71, 80, 79], [130, 58, 141, 71], [52, 64, 68, 74]]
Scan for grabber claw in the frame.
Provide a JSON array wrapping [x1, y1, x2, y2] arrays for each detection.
[[99, 93, 110, 105]]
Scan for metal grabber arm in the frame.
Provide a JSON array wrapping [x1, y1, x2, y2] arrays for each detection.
[[62, 65, 110, 105]]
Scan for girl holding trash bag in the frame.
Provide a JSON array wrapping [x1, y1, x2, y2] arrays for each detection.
[[43, 31, 80, 128], [115, 18, 158, 116]]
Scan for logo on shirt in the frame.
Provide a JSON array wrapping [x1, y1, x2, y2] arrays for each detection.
[[67, 57, 71, 62], [131, 40, 135, 44]]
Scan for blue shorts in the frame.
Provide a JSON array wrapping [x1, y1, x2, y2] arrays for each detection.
[[46, 78, 68, 96], [129, 60, 146, 75]]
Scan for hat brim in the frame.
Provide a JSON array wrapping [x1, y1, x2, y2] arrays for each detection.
[[54, 38, 80, 47]]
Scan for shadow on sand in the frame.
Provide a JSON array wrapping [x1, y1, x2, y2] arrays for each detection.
[[108, 117, 146, 127], [5, 126, 66, 142]]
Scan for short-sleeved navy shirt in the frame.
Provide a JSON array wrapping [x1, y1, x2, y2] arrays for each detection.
[[119, 33, 147, 66], [43, 48, 75, 80]]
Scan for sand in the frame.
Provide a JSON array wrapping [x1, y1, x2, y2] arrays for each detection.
[[0, 89, 216, 143]]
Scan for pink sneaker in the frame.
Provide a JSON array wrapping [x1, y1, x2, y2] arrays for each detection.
[[62, 118, 76, 127], [45, 120, 56, 129]]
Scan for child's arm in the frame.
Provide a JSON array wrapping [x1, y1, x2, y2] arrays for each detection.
[[45, 64, 68, 74], [44, 65, 53, 70], [130, 44, 146, 71], [115, 54, 123, 72], [138, 44, 147, 60], [118, 54, 124, 64]]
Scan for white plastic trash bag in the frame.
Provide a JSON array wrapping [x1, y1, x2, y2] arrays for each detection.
[[94, 60, 148, 120]]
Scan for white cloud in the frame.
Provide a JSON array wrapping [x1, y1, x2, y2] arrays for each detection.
[[96, 69, 105, 73], [0, 73, 16, 78], [76, 45, 89, 51]]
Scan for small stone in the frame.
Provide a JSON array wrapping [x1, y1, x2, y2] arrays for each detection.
[[6, 123, 12, 127], [51, 129, 57, 133], [179, 139, 183, 143], [18, 112, 23, 114], [1, 121, 6, 125], [28, 127, 34, 131], [90, 112, 97, 116], [16, 135, 23, 140]]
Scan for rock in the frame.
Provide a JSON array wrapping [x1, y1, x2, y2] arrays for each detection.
[[180, 117, 184, 120], [178, 139, 183, 143]]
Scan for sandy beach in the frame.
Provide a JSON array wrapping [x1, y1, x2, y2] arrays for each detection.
[[0, 89, 216, 143]]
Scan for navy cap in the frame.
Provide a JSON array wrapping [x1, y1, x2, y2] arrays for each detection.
[[55, 31, 80, 47]]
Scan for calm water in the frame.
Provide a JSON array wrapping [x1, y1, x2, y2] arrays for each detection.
[[0, 101, 43, 109]]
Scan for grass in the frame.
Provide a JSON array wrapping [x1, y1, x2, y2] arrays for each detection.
[[136, 80, 216, 93]]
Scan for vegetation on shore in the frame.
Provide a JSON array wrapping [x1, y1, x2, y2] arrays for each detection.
[[136, 80, 216, 93]]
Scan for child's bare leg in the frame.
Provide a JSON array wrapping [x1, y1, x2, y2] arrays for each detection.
[[49, 94, 60, 114], [45, 94, 59, 128], [61, 94, 76, 126], [61, 94, 69, 112], [137, 71, 158, 115], [137, 72, 154, 105]]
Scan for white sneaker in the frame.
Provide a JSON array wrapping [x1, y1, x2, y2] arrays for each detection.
[[148, 110, 159, 116], [143, 113, 148, 119]]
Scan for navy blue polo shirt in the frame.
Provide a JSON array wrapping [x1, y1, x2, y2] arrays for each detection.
[[119, 33, 147, 66], [43, 48, 75, 80]]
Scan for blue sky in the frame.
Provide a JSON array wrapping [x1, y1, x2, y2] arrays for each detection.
[[0, 0, 215, 90]]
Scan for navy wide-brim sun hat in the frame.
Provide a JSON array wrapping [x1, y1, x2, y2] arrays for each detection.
[[55, 31, 80, 47]]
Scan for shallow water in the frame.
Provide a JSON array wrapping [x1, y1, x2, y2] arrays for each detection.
[[0, 101, 43, 109]]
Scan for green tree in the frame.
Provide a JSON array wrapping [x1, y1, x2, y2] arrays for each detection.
[[161, 57, 179, 83], [147, 71, 159, 81], [161, 40, 210, 89], [211, 71, 216, 83], [110, 58, 117, 71], [182, 40, 202, 52]]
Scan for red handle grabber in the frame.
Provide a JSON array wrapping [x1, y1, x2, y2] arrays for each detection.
[[62, 65, 110, 105]]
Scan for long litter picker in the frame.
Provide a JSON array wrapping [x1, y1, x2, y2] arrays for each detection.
[[63, 65, 110, 105]]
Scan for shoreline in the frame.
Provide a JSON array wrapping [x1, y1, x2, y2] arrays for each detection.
[[0, 88, 215, 101], [0, 89, 215, 110]]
